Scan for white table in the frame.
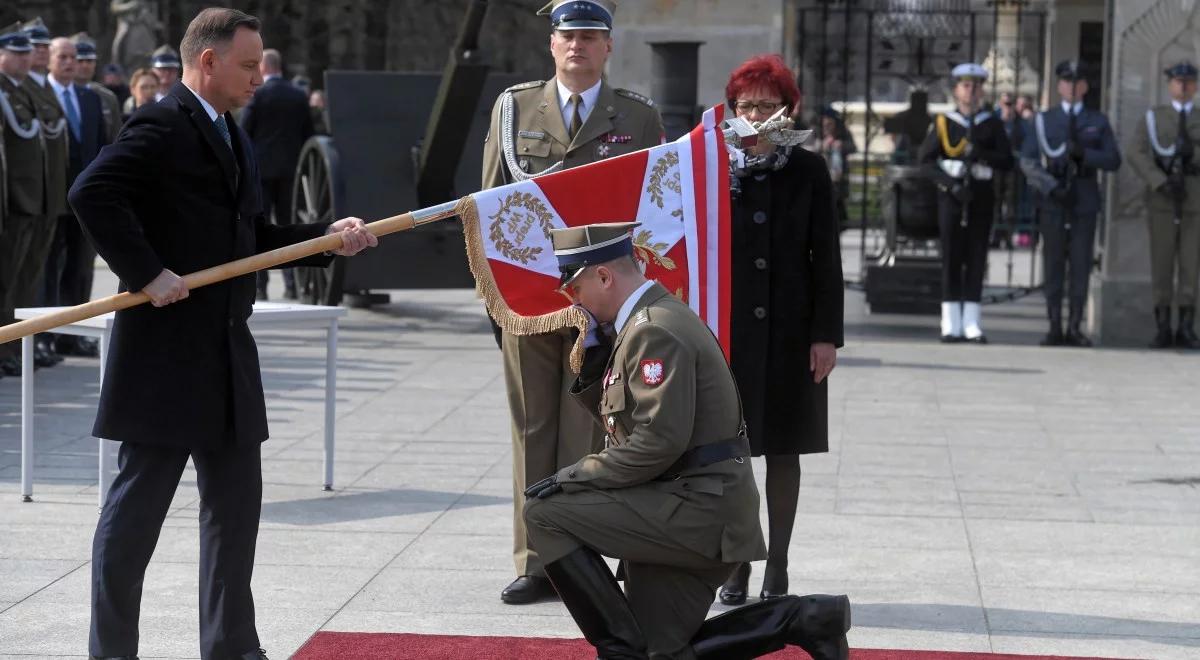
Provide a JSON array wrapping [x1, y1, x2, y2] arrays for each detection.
[[15, 302, 348, 507]]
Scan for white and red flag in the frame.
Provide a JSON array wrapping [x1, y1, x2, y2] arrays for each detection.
[[459, 105, 732, 369]]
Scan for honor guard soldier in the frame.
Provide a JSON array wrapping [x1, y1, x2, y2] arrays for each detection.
[[523, 222, 851, 660], [1127, 61, 1200, 349], [150, 44, 181, 101], [18, 17, 69, 367], [0, 26, 47, 376], [73, 33, 123, 144], [480, 0, 665, 605], [1021, 60, 1121, 347], [919, 63, 1013, 343]]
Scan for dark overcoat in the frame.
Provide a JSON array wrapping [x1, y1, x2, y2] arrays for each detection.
[[239, 77, 314, 181], [729, 148, 845, 456], [68, 82, 330, 449]]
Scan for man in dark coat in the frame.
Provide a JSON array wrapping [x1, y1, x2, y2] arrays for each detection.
[[44, 37, 108, 357], [68, 9, 377, 660], [240, 47, 313, 300]]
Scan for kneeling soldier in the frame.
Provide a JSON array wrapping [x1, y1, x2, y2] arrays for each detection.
[[523, 222, 851, 660]]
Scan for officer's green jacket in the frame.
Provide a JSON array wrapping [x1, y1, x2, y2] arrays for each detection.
[[0, 76, 46, 218], [24, 77, 68, 218], [1127, 103, 1200, 214], [86, 81, 123, 144], [558, 283, 768, 565], [481, 78, 663, 188]]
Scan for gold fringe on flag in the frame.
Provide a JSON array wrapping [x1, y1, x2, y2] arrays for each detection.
[[455, 196, 590, 373]]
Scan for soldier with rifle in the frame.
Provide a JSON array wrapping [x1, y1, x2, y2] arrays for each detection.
[[919, 63, 1013, 343], [1020, 60, 1121, 347], [1127, 61, 1200, 349]]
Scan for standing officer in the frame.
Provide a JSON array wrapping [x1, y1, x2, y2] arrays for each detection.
[[69, 9, 377, 659], [240, 48, 314, 301], [45, 37, 108, 358], [524, 223, 851, 660], [19, 17, 69, 368], [0, 25, 44, 377], [73, 33, 123, 144], [1127, 61, 1200, 349], [919, 63, 1013, 343], [480, 0, 665, 605], [1021, 60, 1121, 347], [150, 44, 181, 102]]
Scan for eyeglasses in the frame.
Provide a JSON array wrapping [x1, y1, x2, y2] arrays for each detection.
[[734, 100, 784, 115]]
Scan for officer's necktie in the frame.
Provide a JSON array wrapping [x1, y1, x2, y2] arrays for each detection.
[[61, 87, 81, 142], [213, 114, 233, 152], [568, 93, 583, 141]]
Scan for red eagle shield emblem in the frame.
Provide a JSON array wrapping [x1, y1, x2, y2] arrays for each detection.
[[640, 359, 665, 386]]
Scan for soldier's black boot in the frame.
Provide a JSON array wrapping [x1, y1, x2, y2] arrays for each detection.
[[1040, 304, 1063, 346], [690, 594, 850, 660], [1150, 306, 1174, 349], [542, 547, 647, 660], [1176, 306, 1200, 349], [1064, 303, 1092, 347]]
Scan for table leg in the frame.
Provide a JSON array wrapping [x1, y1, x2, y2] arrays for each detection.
[[20, 336, 34, 502], [323, 319, 337, 491], [98, 329, 114, 510]]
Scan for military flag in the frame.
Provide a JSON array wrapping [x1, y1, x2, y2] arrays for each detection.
[[458, 105, 732, 369]]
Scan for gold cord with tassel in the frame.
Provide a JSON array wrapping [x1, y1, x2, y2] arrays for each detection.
[[936, 114, 969, 158]]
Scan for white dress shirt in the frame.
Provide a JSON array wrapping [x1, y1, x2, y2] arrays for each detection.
[[47, 74, 80, 120], [1172, 100, 1195, 115], [615, 280, 656, 334], [557, 78, 601, 133], [1061, 101, 1083, 116], [28, 71, 46, 87]]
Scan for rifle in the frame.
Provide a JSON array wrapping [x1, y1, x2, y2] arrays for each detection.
[[1165, 112, 1193, 225], [1058, 110, 1080, 230], [960, 107, 975, 229]]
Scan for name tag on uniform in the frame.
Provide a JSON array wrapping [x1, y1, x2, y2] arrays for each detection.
[[604, 134, 633, 144], [518, 130, 546, 140]]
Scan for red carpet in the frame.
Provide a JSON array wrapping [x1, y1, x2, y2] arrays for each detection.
[[293, 632, 1123, 660]]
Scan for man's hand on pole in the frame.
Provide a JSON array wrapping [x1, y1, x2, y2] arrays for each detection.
[[327, 216, 380, 256], [143, 269, 189, 307]]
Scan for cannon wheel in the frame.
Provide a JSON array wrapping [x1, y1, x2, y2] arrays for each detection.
[[292, 136, 345, 306]]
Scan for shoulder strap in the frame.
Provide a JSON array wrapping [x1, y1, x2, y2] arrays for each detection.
[[614, 88, 655, 107]]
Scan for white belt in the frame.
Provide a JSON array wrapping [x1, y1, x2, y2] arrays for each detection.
[[939, 159, 993, 181]]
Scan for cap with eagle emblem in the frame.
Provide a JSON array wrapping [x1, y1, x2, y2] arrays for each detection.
[[550, 221, 640, 288], [538, 0, 617, 32]]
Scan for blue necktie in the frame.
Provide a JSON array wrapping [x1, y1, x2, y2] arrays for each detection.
[[213, 114, 233, 151], [61, 87, 81, 141]]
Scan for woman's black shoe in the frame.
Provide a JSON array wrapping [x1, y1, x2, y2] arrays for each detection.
[[718, 562, 751, 606]]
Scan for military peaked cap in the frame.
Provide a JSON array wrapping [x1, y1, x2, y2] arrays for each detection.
[[551, 222, 640, 287]]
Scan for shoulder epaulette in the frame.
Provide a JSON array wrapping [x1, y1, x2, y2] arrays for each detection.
[[633, 308, 651, 327], [506, 80, 545, 93], [615, 88, 655, 108]]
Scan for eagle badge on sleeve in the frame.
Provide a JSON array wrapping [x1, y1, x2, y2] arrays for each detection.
[[640, 359, 665, 386]]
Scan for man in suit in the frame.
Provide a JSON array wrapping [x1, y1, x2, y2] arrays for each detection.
[[0, 26, 45, 378], [73, 34, 123, 144], [68, 9, 377, 660], [44, 37, 108, 357], [240, 47, 314, 300], [523, 223, 851, 660], [1021, 60, 1121, 347], [1127, 61, 1200, 349], [18, 17, 68, 368], [480, 0, 665, 605]]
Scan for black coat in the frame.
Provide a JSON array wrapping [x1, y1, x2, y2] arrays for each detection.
[[729, 148, 844, 456], [68, 82, 330, 449], [239, 77, 314, 181]]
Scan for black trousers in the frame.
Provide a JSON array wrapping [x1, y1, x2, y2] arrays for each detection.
[[256, 176, 295, 293], [938, 189, 994, 302], [42, 214, 97, 307], [1040, 207, 1097, 313], [90, 440, 263, 659]]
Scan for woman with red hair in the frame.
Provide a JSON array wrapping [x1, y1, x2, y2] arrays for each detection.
[[718, 54, 845, 606]]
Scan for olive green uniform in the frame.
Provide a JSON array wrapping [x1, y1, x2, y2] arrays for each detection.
[[481, 78, 664, 578], [0, 76, 48, 361], [525, 283, 767, 658], [1127, 104, 1200, 307], [15, 76, 67, 311], [87, 81, 122, 144]]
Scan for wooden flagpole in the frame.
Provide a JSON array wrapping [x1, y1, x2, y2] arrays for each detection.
[[0, 200, 463, 346]]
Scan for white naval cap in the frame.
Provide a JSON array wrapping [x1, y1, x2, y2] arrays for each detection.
[[951, 63, 989, 82]]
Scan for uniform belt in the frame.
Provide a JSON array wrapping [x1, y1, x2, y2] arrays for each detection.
[[656, 435, 751, 481]]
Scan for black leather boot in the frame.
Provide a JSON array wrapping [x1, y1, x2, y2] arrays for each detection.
[[1040, 303, 1063, 346], [542, 547, 647, 660], [1150, 306, 1173, 349], [1176, 306, 1200, 349], [690, 594, 851, 660], [1064, 302, 1092, 347]]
